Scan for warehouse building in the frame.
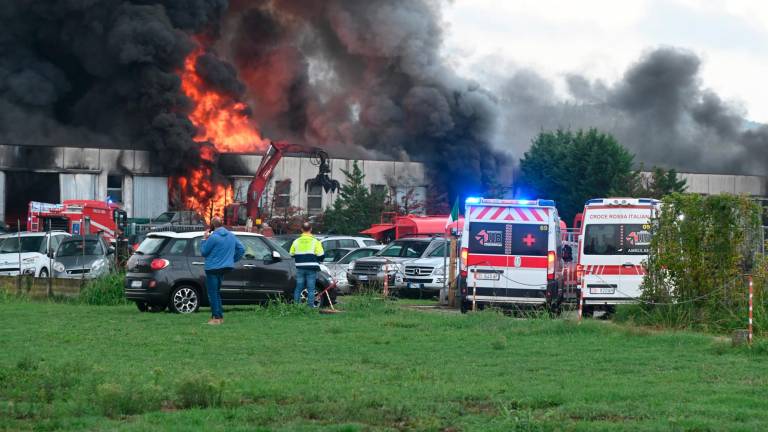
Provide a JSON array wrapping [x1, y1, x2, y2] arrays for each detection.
[[0, 144, 429, 225], [0, 143, 765, 227]]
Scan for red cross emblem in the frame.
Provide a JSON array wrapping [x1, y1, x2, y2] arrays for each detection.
[[522, 234, 536, 247]]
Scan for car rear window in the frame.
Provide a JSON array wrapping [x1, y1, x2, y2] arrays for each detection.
[[363, 239, 378, 246], [468, 222, 548, 256], [584, 223, 652, 255], [136, 237, 168, 255]]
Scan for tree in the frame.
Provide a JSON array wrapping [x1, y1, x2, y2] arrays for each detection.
[[629, 165, 688, 199], [322, 161, 387, 235], [518, 128, 635, 223]]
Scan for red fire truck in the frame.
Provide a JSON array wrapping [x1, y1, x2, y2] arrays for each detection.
[[27, 200, 127, 242]]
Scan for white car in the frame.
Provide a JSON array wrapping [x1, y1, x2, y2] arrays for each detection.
[[0, 231, 71, 278], [324, 246, 385, 294], [401, 242, 451, 295]]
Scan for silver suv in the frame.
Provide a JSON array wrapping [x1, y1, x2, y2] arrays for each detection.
[[347, 237, 446, 290]]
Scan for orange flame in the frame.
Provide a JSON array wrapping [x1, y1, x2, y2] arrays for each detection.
[[175, 47, 268, 221]]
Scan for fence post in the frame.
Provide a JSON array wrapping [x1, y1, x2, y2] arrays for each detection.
[[749, 275, 754, 345], [471, 267, 477, 312], [382, 260, 389, 298], [578, 280, 584, 322]]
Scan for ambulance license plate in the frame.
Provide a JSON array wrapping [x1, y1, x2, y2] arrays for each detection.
[[476, 273, 499, 281], [131, 280, 142, 288], [590, 287, 615, 294]]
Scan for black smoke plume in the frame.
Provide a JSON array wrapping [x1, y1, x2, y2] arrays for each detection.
[[223, 0, 511, 196], [0, 0, 227, 173], [497, 47, 768, 175]]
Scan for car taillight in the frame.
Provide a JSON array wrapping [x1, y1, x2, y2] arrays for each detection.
[[150, 259, 169, 271], [576, 264, 583, 281], [460, 247, 468, 266], [547, 251, 555, 280]]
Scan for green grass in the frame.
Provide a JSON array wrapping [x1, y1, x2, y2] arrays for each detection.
[[1, 296, 767, 431]]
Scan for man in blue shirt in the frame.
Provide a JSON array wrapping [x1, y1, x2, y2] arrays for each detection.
[[201, 217, 245, 325]]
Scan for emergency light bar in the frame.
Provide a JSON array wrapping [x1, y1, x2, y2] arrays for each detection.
[[465, 197, 556, 207], [585, 198, 660, 206]]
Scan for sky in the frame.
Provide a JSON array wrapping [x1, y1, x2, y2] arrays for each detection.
[[443, 0, 768, 123]]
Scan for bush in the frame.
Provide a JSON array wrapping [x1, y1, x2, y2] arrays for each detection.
[[95, 381, 163, 417], [79, 273, 127, 306], [174, 373, 224, 409], [640, 194, 765, 333]]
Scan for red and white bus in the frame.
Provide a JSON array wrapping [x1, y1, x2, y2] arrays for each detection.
[[459, 198, 565, 313]]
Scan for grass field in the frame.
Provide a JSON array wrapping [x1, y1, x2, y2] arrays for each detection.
[[1, 296, 767, 431]]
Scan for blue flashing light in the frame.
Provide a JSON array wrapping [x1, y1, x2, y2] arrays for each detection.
[[585, 199, 603, 205], [537, 199, 556, 207], [465, 197, 481, 204]]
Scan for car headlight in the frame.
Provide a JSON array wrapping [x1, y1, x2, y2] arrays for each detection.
[[91, 258, 107, 273], [53, 262, 65, 273], [433, 267, 445, 275], [22, 257, 37, 264]]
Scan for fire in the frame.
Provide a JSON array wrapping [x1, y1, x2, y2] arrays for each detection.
[[176, 46, 268, 221]]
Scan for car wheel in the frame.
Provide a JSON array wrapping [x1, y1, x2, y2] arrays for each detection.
[[136, 301, 149, 312], [169, 285, 200, 314], [38, 268, 49, 278]]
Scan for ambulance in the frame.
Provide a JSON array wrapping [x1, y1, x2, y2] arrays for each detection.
[[577, 198, 660, 315], [459, 198, 565, 313]]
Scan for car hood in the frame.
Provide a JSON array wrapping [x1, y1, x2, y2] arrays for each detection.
[[405, 257, 446, 267], [56, 255, 105, 268], [0, 252, 43, 264], [354, 256, 415, 265]]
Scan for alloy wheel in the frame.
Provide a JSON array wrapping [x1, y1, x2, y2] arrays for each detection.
[[172, 287, 199, 314]]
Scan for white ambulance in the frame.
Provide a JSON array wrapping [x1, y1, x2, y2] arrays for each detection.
[[459, 198, 565, 313], [577, 198, 660, 315]]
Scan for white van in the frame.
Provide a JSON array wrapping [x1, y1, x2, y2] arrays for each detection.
[[577, 198, 660, 314], [459, 198, 564, 312]]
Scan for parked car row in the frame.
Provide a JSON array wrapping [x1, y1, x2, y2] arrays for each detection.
[[0, 231, 115, 279]]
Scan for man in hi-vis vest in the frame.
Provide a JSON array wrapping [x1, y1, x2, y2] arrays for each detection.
[[289, 222, 325, 307]]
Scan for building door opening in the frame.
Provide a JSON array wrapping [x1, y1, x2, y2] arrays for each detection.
[[6, 172, 60, 230]]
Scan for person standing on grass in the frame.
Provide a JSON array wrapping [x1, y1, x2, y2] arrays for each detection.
[[289, 222, 324, 307], [201, 216, 245, 325]]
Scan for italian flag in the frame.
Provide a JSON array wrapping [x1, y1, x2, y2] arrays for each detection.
[[445, 197, 460, 229]]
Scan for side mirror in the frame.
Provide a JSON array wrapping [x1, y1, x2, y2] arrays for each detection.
[[47, 250, 55, 259], [272, 250, 282, 261], [107, 246, 115, 255]]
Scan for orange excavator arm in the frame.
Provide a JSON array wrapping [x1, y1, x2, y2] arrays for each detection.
[[246, 141, 339, 221]]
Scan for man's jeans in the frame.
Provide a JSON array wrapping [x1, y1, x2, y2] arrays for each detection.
[[205, 270, 225, 318], [294, 268, 318, 307]]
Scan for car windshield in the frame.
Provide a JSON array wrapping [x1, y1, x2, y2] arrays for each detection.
[[136, 237, 167, 255], [428, 243, 447, 257], [152, 212, 174, 223], [378, 241, 430, 258], [0, 236, 45, 254], [58, 240, 102, 257], [339, 248, 376, 264], [584, 223, 652, 255]]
